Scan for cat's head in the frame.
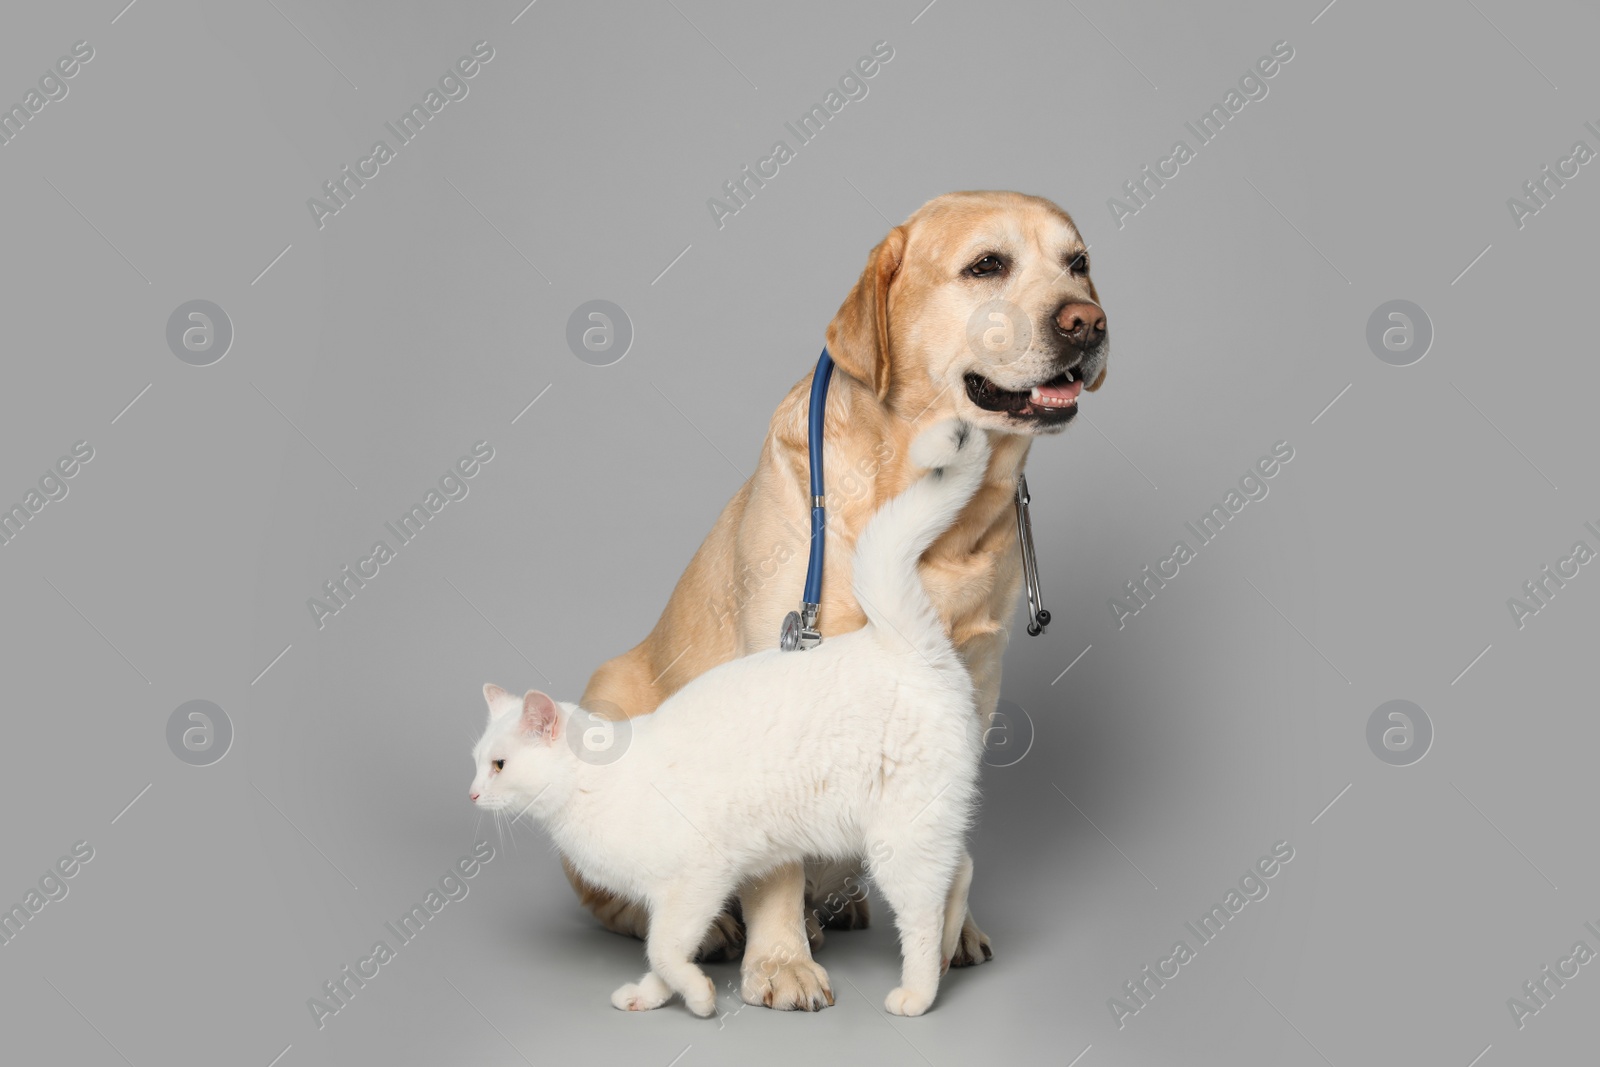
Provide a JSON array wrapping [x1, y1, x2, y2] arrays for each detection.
[[470, 684, 573, 815]]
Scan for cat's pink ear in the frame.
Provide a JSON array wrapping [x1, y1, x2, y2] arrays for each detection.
[[483, 683, 510, 716], [520, 691, 561, 742]]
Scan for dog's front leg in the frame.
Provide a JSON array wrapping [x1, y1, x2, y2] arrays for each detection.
[[738, 861, 834, 1011]]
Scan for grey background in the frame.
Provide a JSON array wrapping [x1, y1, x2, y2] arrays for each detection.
[[2, 1, 1595, 1064]]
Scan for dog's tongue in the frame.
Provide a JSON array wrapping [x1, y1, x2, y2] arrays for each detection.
[[1031, 379, 1083, 401]]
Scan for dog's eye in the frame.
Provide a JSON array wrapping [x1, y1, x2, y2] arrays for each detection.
[[1067, 252, 1090, 275], [491, 759, 504, 772], [967, 254, 1006, 278]]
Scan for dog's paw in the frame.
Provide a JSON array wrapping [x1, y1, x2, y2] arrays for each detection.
[[741, 954, 834, 1011], [885, 985, 935, 1017], [949, 914, 993, 968], [695, 908, 746, 962], [910, 418, 973, 471], [821, 892, 870, 931], [612, 975, 671, 1012]]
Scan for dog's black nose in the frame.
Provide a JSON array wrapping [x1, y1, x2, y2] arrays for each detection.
[[1054, 301, 1106, 349]]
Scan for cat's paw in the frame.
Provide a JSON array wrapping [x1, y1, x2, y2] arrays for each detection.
[[885, 985, 935, 1017], [910, 418, 973, 471], [741, 954, 834, 1011], [683, 975, 717, 1018], [611, 975, 671, 1012], [949, 913, 993, 968]]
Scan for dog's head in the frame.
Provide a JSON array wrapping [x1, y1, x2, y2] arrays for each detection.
[[826, 190, 1107, 435]]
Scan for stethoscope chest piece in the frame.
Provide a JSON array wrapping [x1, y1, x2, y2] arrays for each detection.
[[779, 604, 821, 652]]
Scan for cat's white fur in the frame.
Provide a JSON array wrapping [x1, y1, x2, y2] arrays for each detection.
[[471, 419, 988, 1017]]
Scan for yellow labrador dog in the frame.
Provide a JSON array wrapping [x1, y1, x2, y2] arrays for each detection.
[[571, 190, 1108, 1009]]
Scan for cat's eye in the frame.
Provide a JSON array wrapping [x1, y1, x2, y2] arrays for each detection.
[[491, 759, 505, 772]]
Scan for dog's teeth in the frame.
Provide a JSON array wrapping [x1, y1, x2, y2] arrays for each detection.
[[1030, 386, 1043, 401]]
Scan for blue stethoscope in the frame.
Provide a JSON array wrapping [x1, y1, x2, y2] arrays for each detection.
[[779, 349, 1051, 651]]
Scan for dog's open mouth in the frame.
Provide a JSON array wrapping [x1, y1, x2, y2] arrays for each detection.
[[964, 368, 1083, 421]]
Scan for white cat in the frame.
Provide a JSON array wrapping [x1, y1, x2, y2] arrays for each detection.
[[470, 419, 989, 1017]]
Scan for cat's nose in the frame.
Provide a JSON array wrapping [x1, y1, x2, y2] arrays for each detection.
[[469, 792, 480, 802]]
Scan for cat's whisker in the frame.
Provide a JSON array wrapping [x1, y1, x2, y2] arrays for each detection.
[[500, 785, 549, 855]]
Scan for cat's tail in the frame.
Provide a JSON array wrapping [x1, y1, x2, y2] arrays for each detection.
[[850, 419, 990, 661]]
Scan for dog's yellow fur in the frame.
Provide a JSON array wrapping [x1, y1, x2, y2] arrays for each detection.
[[570, 191, 1107, 1008]]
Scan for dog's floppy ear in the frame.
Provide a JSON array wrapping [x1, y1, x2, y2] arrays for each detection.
[[826, 226, 906, 400]]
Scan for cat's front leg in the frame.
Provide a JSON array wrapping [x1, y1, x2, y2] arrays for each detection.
[[611, 972, 672, 1012], [646, 889, 729, 1018], [562, 853, 745, 962]]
